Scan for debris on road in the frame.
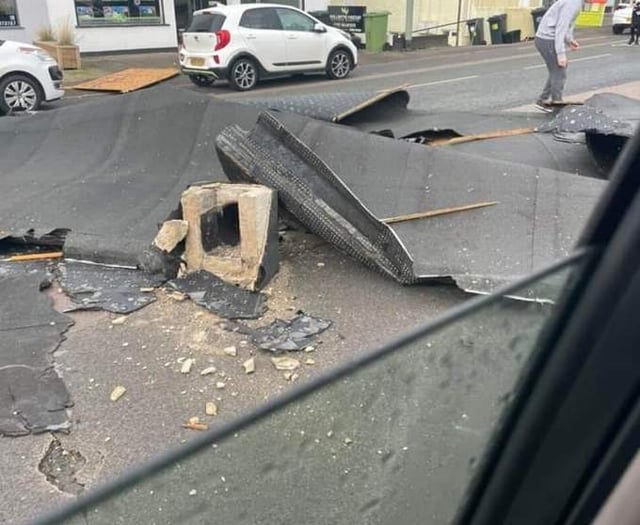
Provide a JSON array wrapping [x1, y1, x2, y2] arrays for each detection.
[[183, 417, 208, 431], [272, 357, 301, 371], [283, 371, 299, 382], [180, 358, 195, 374], [109, 385, 127, 402], [243, 357, 256, 374], [537, 93, 640, 173], [111, 316, 127, 325], [2, 251, 63, 263], [168, 270, 266, 320], [153, 220, 189, 253], [304, 358, 316, 366], [236, 312, 331, 352], [181, 183, 279, 291], [217, 111, 604, 299], [57, 261, 165, 314], [223, 346, 237, 357], [382, 202, 499, 225], [242, 86, 410, 123], [217, 113, 416, 284], [205, 402, 218, 416], [216, 382, 226, 389], [200, 366, 217, 376]]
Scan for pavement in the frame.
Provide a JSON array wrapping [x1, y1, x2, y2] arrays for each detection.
[[1, 23, 639, 525]]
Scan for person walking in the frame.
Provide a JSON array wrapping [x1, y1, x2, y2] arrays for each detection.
[[534, 0, 583, 112], [629, 1, 640, 46]]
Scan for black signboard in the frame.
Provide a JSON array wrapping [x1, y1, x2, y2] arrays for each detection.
[[327, 6, 366, 33], [0, 14, 18, 27]]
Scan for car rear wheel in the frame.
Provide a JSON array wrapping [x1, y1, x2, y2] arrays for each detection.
[[0, 74, 43, 114], [229, 58, 258, 91], [326, 49, 352, 80], [613, 25, 624, 34], [189, 74, 215, 87]]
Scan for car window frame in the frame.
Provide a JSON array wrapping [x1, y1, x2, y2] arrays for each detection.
[[457, 130, 640, 525], [239, 7, 283, 31], [275, 7, 317, 32]]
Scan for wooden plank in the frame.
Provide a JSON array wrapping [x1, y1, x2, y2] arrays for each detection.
[[73, 68, 180, 93], [382, 201, 499, 225], [430, 127, 535, 147], [3, 251, 64, 262]]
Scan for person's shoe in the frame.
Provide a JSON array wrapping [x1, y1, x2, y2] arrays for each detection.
[[535, 99, 554, 113], [635, 41, 639, 45], [629, 41, 634, 45]]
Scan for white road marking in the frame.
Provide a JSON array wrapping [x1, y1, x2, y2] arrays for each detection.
[[217, 41, 618, 98], [524, 53, 612, 70], [409, 75, 479, 89]]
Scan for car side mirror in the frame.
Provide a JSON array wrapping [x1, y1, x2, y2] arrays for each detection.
[[314, 23, 327, 33]]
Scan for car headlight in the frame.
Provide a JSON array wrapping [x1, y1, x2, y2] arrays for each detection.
[[19, 47, 56, 62]]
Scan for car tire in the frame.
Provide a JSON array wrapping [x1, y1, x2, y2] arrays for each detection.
[[0, 74, 43, 114], [326, 48, 353, 80], [228, 58, 258, 91], [189, 74, 215, 87], [613, 25, 623, 34]]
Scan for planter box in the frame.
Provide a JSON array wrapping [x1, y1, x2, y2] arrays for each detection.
[[34, 41, 81, 70]]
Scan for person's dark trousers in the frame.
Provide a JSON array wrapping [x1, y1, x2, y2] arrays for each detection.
[[535, 37, 567, 102], [629, 25, 640, 44]]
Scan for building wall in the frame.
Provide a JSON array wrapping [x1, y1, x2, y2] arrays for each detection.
[[1, 0, 178, 52], [0, 0, 51, 44], [44, 0, 178, 52], [328, 0, 544, 36]]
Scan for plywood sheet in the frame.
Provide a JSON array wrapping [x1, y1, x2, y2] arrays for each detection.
[[73, 68, 179, 93]]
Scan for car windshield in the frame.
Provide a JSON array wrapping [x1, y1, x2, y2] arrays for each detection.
[[1, 3, 637, 525], [29, 254, 591, 524], [187, 12, 226, 33]]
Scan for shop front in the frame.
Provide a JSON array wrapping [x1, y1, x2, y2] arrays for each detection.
[[0, 0, 179, 53]]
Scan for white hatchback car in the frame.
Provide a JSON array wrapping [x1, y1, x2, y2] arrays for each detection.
[[178, 3, 358, 91], [613, 2, 632, 34], [0, 40, 64, 114]]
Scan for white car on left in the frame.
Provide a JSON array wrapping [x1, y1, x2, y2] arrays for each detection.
[[0, 39, 64, 114]]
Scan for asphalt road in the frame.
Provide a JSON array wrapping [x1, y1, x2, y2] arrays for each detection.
[[177, 30, 638, 112], [1, 25, 636, 525]]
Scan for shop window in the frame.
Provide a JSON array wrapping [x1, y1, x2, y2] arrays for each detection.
[[0, 0, 19, 27], [75, 0, 164, 26]]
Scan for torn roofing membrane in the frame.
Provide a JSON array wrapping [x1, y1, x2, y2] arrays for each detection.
[[0, 86, 262, 266], [250, 89, 613, 180], [168, 270, 266, 320], [216, 113, 417, 285], [57, 261, 166, 314], [0, 264, 73, 436], [241, 87, 410, 123], [217, 111, 605, 298], [537, 94, 640, 173]]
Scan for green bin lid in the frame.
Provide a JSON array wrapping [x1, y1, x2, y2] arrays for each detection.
[[363, 11, 391, 18]]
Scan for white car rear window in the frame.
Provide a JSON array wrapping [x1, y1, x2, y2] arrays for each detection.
[[187, 13, 226, 33]]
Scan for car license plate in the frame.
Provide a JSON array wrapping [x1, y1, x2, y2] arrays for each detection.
[[190, 58, 205, 67]]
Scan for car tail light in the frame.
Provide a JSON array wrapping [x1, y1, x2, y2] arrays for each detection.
[[215, 30, 230, 51]]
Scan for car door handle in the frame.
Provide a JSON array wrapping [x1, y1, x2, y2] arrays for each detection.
[[287, 35, 298, 39], [245, 34, 257, 40]]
